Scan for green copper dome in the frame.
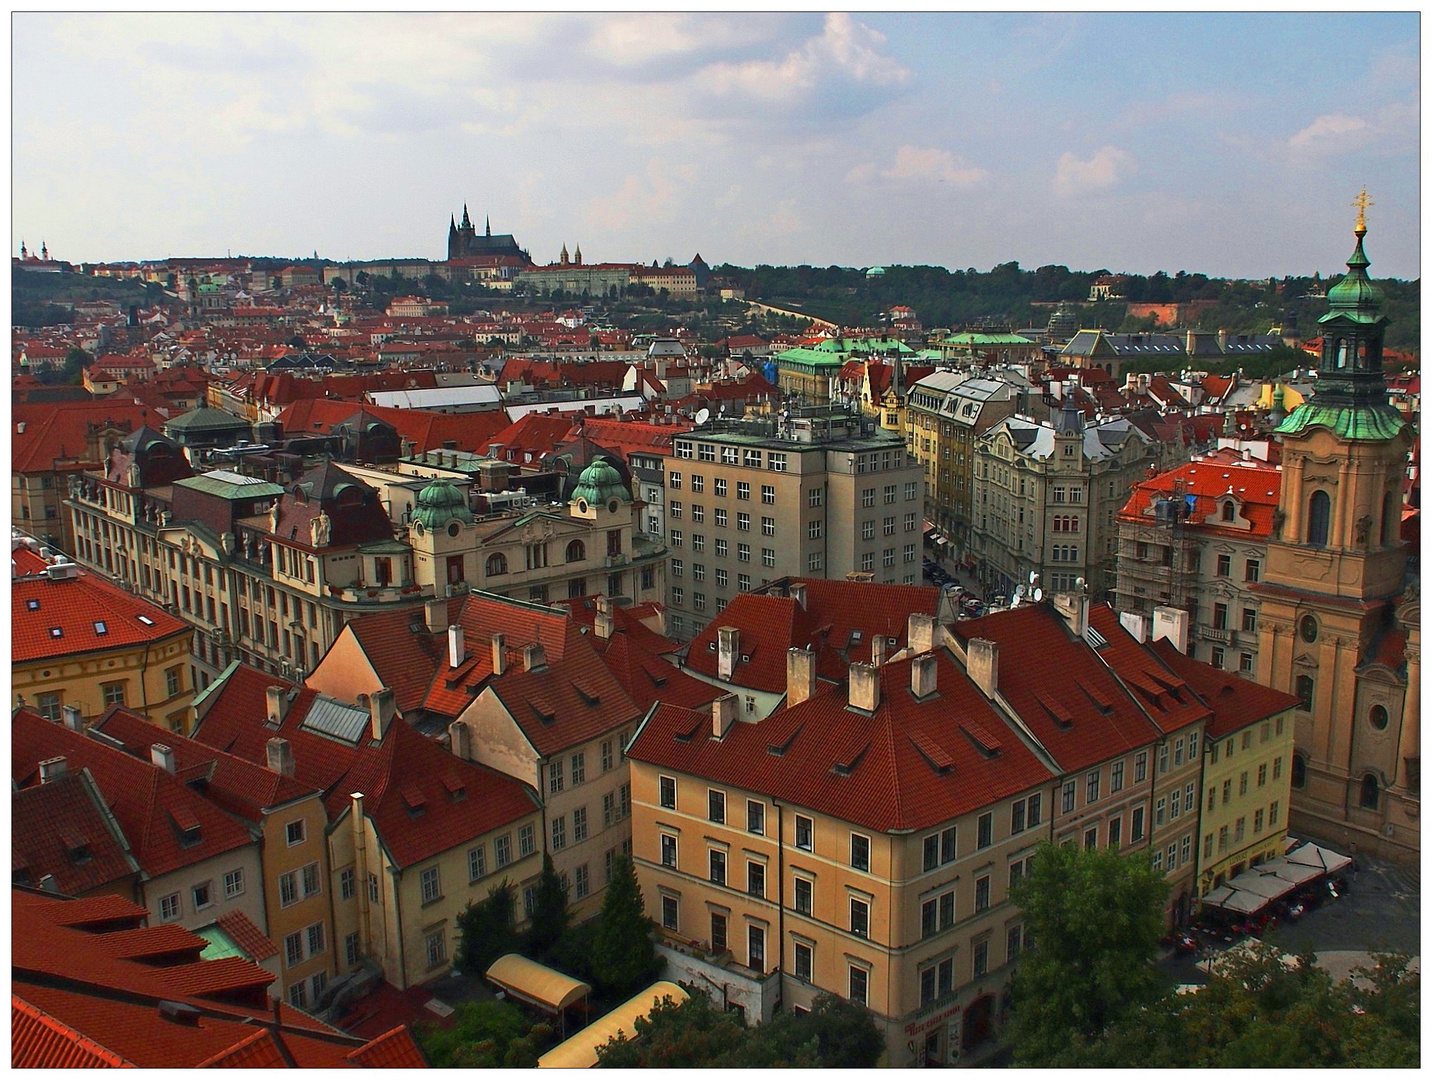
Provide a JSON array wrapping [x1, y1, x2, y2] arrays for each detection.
[[1320, 230, 1385, 324], [569, 459, 630, 508], [412, 477, 473, 530], [1274, 399, 1406, 441]]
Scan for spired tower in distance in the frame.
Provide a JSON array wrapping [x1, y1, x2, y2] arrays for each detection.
[[1254, 191, 1419, 863], [446, 205, 530, 263]]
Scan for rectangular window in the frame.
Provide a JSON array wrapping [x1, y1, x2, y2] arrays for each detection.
[[1159, 743, 1171, 774], [794, 941, 812, 981], [159, 893, 181, 922], [1155, 797, 1167, 826], [661, 834, 677, 868], [850, 897, 870, 937], [549, 758, 564, 794], [1131, 806, 1145, 842], [974, 875, 990, 912], [850, 833, 871, 872], [795, 815, 813, 852], [761, 517, 775, 536], [192, 882, 212, 910], [1086, 770, 1101, 803], [762, 548, 776, 567], [286, 931, 304, 968], [749, 925, 766, 970], [712, 912, 728, 953], [1270, 800, 1280, 826], [495, 835, 511, 868], [748, 861, 765, 899], [794, 877, 812, 915], [1108, 815, 1122, 848], [279, 871, 298, 908], [307, 921, 325, 956], [747, 800, 765, 835], [519, 824, 536, 857], [468, 846, 487, 882], [345, 931, 360, 967], [1217, 554, 1231, 577], [1111, 760, 1125, 793], [368, 872, 380, 903], [1245, 559, 1261, 582], [659, 776, 676, 809], [420, 866, 441, 904], [1135, 752, 1148, 783], [426, 930, 446, 968], [571, 752, 586, 786], [573, 806, 588, 843], [736, 481, 750, 501], [1027, 792, 1042, 827], [849, 966, 868, 1005], [286, 819, 306, 846], [977, 812, 993, 849], [974, 939, 989, 977], [761, 485, 775, 504], [551, 816, 567, 852], [224, 869, 245, 899], [714, 478, 727, 497], [709, 849, 727, 887], [1062, 780, 1076, 813], [708, 789, 725, 824]]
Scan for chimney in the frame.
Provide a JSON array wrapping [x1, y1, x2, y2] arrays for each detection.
[[150, 743, 176, 775], [717, 626, 739, 681], [911, 653, 938, 699], [38, 874, 59, 894], [712, 693, 739, 739], [789, 582, 807, 610], [871, 634, 888, 668], [786, 647, 816, 707], [38, 756, 68, 784], [265, 685, 290, 726], [1118, 611, 1148, 643], [368, 687, 396, 741], [491, 633, 507, 676], [1217, 328, 1229, 351], [1186, 329, 1197, 355], [848, 662, 881, 713], [265, 737, 295, 778], [425, 596, 447, 634], [523, 642, 546, 672], [448, 624, 466, 668], [1055, 590, 1090, 638], [1152, 606, 1190, 654], [907, 612, 937, 655], [60, 704, 84, 731], [594, 595, 614, 640], [450, 720, 472, 760], [967, 638, 999, 697]]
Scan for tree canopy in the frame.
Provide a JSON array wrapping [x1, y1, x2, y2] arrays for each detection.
[[454, 878, 518, 977], [588, 855, 662, 998]]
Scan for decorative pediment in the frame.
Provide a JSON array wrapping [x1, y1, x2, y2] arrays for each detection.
[[1292, 652, 1319, 670]]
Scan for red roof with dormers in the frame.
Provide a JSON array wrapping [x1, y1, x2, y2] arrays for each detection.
[[630, 651, 1056, 833], [12, 400, 157, 474], [274, 397, 508, 454], [12, 769, 139, 897], [192, 665, 539, 869], [951, 603, 1161, 773], [12, 710, 255, 879], [12, 548, 191, 664], [1148, 638, 1302, 739], [684, 579, 944, 692], [1117, 457, 1282, 541], [585, 627, 722, 713], [1087, 606, 1212, 735]]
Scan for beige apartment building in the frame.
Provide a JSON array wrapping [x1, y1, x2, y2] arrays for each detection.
[[660, 408, 924, 642]]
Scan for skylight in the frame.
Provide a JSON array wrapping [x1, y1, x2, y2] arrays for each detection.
[[25, 599, 39, 611], [136, 615, 155, 625], [94, 621, 108, 636], [49, 627, 63, 639]]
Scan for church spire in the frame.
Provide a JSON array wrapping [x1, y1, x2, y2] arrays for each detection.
[[461, 204, 471, 230], [485, 215, 491, 237]]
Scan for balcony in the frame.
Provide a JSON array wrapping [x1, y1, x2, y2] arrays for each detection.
[[1201, 625, 1232, 645]]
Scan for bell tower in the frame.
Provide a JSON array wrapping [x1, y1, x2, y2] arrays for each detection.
[[1255, 193, 1418, 861]]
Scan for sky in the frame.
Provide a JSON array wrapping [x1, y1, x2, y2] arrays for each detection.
[[11, 12, 1421, 279]]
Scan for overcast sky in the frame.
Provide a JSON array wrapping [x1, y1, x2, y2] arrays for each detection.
[[12, 12, 1420, 278]]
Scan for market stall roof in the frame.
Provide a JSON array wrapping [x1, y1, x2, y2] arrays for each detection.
[[1256, 856, 1323, 887], [485, 954, 591, 1014], [537, 982, 688, 1069], [1285, 841, 1353, 875]]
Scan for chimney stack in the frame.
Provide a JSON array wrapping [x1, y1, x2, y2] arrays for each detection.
[[786, 647, 816, 707], [368, 687, 396, 741], [911, 653, 938, 699], [38, 756, 68, 784], [425, 597, 447, 634], [448, 624, 466, 669], [150, 743, 176, 775], [490, 633, 507, 676], [1218, 328, 1229, 351], [449, 721, 472, 760], [871, 635, 887, 668], [594, 595, 614, 640], [967, 638, 999, 697], [265, 685, 290, 726], [848, 662, 881, 712], [1118, 611, 1148, 643], [1152, 606, 1190, 654], [712, 693, 739, 739], [61, 704, 84, 732], [789, 582, 807, 610], [523, 642, 546, 673], [907, 612, 937, 656], [1054, 587, 1090, 638], [265, 737, 295, 778], [718, 626, 740, 681]]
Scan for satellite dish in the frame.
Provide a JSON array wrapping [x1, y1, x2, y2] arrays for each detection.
[[1029, 570, 1038, 585], [1033, 587, 1043, 602], [694, 408, 711, 425], [1014, 584, 1026, 599]]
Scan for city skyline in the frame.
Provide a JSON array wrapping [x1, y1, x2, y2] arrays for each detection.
[[13, 12, 1421, 278]]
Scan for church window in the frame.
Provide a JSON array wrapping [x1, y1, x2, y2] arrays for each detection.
[[1307, 490, 1331, 547], [1294, 675, 1314, 713], [1299, 615, 1319, 644], [1369, 704, 1389, 731], [1359, 773, 1380, 810]]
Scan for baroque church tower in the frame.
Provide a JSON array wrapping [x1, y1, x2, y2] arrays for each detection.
[[1255, 192, 1419, 861]]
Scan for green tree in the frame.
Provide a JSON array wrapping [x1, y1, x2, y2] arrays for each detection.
[[595, 992, 748, 1067], [742, 993, 884, 1066], [503, 1020, 555, 1067], [589, 855, 662, 997], [523, 854, 570, 960], [454, 878, 519, 976], [1006, 841, 1169, 1066], [415, 998, 529, 1067]]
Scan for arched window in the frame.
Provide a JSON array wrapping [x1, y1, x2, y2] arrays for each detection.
[[1291, 754, 1307, 789], [1222, 501, 1235, 522], [566, 539, 586, 563], [1307, 490, 1331, 547], [1335, 339, 1348, 369], [1382, 490, 1399, 547], [1360, 773, 1380, 810], [1294, 674, 1315, 713], [485, 552, 507, 577]]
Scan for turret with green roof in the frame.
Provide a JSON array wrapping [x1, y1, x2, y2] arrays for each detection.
[[411, 476, 473, 530]]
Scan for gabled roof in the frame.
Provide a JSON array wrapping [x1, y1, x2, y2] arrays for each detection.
[[1149, 638, 1303, 739], [12, 548, 191, 664], [952, 604, 1161, 773], [12, 400, 157, 473], [12, 769, 140, 896], [1116, 457, 1282, 540], [192, 665, 539, 869], [587, 627, 722, 713], [1087, 606, 1211, 735], [12, 710, 255, 878], [630, 651, 1055, 833], [274, 397, 508, 455], [684, 578, 943, 691]]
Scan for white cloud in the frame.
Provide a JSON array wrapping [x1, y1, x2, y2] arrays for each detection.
[[1290, 112, 1368, 147], [1288, 103, 1417, 154], [581, 159, 695, 235], [705, 13, 909, 101], [1053, 146, 1136, 196], [882, 146, 986, 185]]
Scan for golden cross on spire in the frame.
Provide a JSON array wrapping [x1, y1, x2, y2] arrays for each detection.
[[1352, 187, 1373, 232]]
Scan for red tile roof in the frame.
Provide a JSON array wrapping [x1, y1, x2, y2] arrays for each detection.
[[12, 400, 157, 474], [12, 710, 255, 878], [588, 628, 723, 713], [12, 549, 191, 664], [952, 604, 1161, 773], [344, 1024, 429, 1068], [1148, 638, 1302, 739], [630, 651, 1056, 833], [1116, 457, 1283, 541], [684, 578, 944, 692], [274, 397, 508, 455], [192, 665, 540, 869], [12, 996, 135, 1068], [215, 909, 279, 963], [11, 768, 139, 897], [1087, 605, 1211, 735]]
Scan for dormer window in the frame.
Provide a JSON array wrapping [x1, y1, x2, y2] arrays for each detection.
[[1221, 501, 1235, 522]]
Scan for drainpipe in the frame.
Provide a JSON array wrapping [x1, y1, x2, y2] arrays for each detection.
[[351, 793, 370, 961], [774, 801, 785, 1014]]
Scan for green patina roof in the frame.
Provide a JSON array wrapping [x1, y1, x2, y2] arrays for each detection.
[[776, 337, 913, 368], [163, 407, 251, 432], [173, 472, 285, 500], [941, 332, 1035, 346], [1274, 400, 1407, 442], [196, 926, 245, 961], [1320, 230, 1385, 324], [570, 459, 630, 506], [412, 477, 474, 529]]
